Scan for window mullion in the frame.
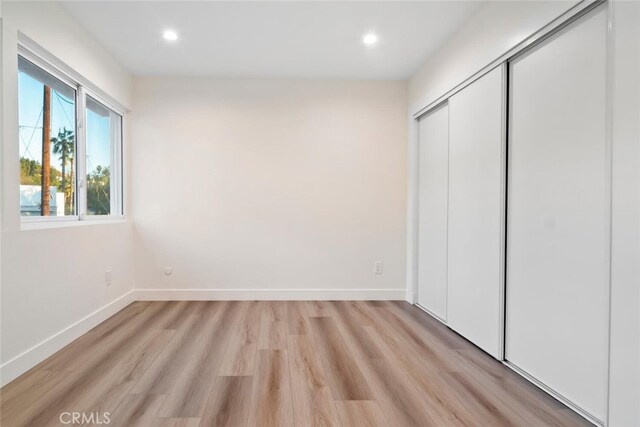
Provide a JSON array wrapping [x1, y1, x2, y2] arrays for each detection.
[[77, 86, 88, 220], [109, 111, 118, 215], [113, 112, 123, 216]]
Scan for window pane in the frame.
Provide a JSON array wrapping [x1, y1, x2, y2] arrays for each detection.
[[18, 56, 76, 217], [86, 96, 121, 215]]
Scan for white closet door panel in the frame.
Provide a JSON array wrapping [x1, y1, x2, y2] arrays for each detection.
[[506, 8, 608, 421], [447, 66, 504, 359], [417, 104, 449, 320]]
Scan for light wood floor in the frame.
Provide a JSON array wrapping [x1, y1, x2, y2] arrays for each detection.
[[1, 301, 588, 427]]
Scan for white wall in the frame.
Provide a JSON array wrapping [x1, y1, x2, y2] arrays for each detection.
[[131, 78, 407, 300], [0, 1, 135, 385], [408, 0, 578, 112], [407, 1, 640, 425]]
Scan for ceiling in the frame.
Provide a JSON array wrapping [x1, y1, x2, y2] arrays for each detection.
[[60, 1, 485, 79]]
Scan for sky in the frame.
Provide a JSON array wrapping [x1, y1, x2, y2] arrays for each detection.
[[18, 70, 111, 176]]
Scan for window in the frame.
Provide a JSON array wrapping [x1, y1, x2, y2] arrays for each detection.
[[17, 51, 123, 223], [86, 96, 122, 216], [19, 56, 77, 217]]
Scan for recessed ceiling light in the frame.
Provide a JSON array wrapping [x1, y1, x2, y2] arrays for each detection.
[[363, 33, 378, 46], [163, 30, 178, 42]]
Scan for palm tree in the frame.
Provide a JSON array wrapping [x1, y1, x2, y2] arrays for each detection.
[[51, 127, 75, 215]]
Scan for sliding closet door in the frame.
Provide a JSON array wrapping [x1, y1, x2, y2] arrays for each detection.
[[506, 7, 608, 421], [417, 104, 449, 320], [447, 66, 505, 359]]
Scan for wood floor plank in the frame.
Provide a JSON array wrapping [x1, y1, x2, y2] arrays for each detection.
[[152, 418, 179, 427], [28, 328, 172, 426], [451, 348, 587, 426], [364, 302, 460, 373], [286, 300, 310, 335], [80, 328, 177, 417], [364, 304, 543, 425], [0, 369, 64, 407], [304, 300, 331, 317], [158, 302, 243, 418], [386, 302, 472, 351], [363, 325, 473, 425], [0, 369, 69, 426], [36, 301, 162, 373], [308, 316, 372, 401], [156, 301, 193, 330], [366, 301, 393, 308], [108, 393, 167, 427], [438, 370, 523, 426], [258, 301, 287, 350], [355, 356, 442, 427], [4, 302, 183, 426], [151, 418, 200, 427], [182, 300, 209, 316], [288, 335, 342, 426], [247, 350, 294, 427], [1, 301, 590, 427], [335, 401, 388, 427], [130, 313, 204, 395], [344, 301, 379, 327], [218, 301, 261, 376], [328, 301, 384, 360], [199, 376, 252, 427]]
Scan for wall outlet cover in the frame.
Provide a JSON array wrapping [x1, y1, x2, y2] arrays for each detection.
[[374, 261, 383, 274]]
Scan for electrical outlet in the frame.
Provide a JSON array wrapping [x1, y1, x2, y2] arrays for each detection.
[[105, 269, 112, 286], [373, 261, 383, 275]]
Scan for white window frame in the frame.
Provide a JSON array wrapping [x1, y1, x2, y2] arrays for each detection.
[[82, 89, 124, 220], [17, 40, 126, 228]]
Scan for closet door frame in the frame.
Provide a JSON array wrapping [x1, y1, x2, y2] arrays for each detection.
[[407, 1, 612, 426], [445, 63, 508, 360], [412, 65, 508, 356], [408, 0, 605, 307], [503, 4, 612, 426], [415, 101, 450, 322]]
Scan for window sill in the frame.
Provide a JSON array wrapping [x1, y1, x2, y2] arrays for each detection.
[[20, 216, 128, 231]]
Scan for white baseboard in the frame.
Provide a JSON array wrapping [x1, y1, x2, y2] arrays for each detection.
[[405, 289, 415, 303], [134, 288, 406, 301], [0, 290, 136, 387]]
